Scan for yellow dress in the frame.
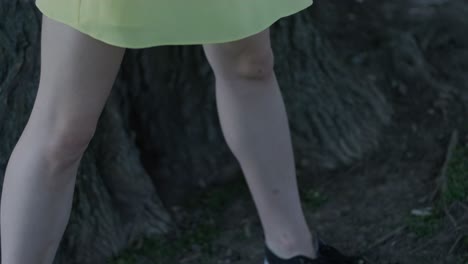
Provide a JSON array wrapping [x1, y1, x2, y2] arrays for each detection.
[[35, 0, 313, 49]]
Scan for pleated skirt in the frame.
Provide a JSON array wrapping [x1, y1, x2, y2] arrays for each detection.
[[35, 0, 313, 48]]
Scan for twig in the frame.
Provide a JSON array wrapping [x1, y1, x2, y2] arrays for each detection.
[[431, 130, 459, 201], [456, 224, 468, 233], [457, 201, 468, 212], [409, 235, 440, 254], [362, 226, 406, 253], [179, 252, 201, 263], [443, 203, 458, 229], [448, 234, 465, 255]]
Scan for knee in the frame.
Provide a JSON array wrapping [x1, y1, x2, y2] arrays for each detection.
[[44, 119, 97, 168], [235, 49, 275, 80], [214, 48, 275, 80]]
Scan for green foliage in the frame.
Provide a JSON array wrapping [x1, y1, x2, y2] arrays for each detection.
[[442, 146, 468, 205], [406, 213, 443, 237], [407, 144, 468, 238], [301, 188, 328, 209], [109, 178, 248, 264], [191, 177, 249, 211], [108, 216, 221, 264]]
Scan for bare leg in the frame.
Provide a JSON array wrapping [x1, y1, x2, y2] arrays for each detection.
[[202, 28, 317, 259], [0, 15, 125, 264]]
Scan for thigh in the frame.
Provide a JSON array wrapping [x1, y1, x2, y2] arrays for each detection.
[[202, 28, 274, 78], [29, 15, 126, 132]]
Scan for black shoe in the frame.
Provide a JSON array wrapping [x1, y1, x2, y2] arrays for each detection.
[[316, 239, 368, 264], [264, 237, 369, 264], [264, 243, 323, 264]]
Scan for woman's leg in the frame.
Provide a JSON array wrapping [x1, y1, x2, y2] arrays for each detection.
[[202, 28, 317, 260], [0, 15, 125, 264]]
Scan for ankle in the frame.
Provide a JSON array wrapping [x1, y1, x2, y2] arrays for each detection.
[[265, 231, 318, 260]]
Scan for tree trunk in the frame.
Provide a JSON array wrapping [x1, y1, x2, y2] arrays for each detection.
[[2, 0, 466, 263]]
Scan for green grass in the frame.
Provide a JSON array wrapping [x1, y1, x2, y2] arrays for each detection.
[[109, 178, 248, 264], [441, 146, 468, 205], [187, 177, 249, 211], [407, 144, 468, 238], [406, 213, 443, 237], [108, 214, 220, 263], [301, 188, 328, 209], [108, 220, 221, 264]]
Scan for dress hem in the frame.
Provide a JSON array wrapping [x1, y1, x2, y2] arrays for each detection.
[[35, 0, 313, 49]]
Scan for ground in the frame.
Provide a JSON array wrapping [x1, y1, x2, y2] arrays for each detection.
[[107, 53, 468, 264], [109, 106, 468, 264], [109, 99, 468, 264], [107, 1, 468, 263]]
